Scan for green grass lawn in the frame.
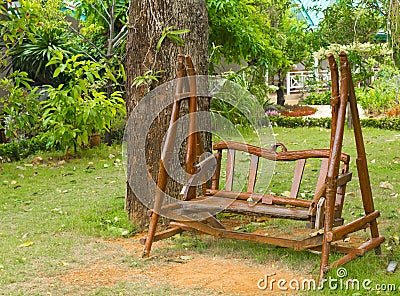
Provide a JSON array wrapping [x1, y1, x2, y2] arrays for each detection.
[[0, 127, 399, 295]]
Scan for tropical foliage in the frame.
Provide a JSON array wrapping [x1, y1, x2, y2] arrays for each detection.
[[42, 54, 125, 155], [317, 0, 385, 45], [0, 0, 78, 84], [0, 71, 42, 140]]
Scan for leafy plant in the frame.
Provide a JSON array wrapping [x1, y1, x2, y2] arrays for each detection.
[[0, 0, 79, 85], [8, 26, 78, 85], [0, 71, 42, 140], [0, 135, 50, 162], [267, 115, 400, 130], [356, 65, 400, 115], [211, 67, 277, 127], [300, 91, 331, 105], [318, 0, 385, 45], [156, 26, 190, 51], [131, 69, 164, 91], [41, 54, 125, 155]]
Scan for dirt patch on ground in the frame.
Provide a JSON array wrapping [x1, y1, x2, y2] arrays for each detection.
[[144, 254, 303, 295], [49, 230, 371, 295], [51, 235, 310, 295], [59, 261, 140, 288]]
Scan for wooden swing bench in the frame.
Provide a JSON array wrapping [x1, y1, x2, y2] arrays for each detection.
[[140, 53, 384, 280]]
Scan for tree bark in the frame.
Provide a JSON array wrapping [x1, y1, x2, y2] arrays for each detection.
[[276, 81, 285, 106], [125, 0, 209, 229]]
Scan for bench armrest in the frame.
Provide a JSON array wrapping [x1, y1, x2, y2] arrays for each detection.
[[179, 153, 218, 200]]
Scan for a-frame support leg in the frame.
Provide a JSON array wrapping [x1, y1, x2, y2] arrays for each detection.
[[319, 53, 350, 281], [319, 52, 383, 281], [345, 55, 381, 253], [142, 55, 187, 257]]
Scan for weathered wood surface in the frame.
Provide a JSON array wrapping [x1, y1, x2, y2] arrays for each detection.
[[213, 141, 350, 163], [142, 52, 383, 283]]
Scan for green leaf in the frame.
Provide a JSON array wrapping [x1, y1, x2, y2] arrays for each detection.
[[156, 33, 167, 51], [53, 67, 61, 78]]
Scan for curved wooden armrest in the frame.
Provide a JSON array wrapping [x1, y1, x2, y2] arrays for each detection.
[[179, 153, 218, 199], [213, 141, 350, 163]]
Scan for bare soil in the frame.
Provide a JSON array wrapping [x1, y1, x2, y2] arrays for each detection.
[[49, 234, 306, 295]]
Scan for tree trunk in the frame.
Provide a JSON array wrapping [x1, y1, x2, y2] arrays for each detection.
[[276, 81, 285, 106], [125, 0, 209, 229]]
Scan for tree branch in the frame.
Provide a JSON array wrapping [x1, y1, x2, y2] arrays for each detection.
[[90, 1, 111, 27], [68, 25, 107, 60]]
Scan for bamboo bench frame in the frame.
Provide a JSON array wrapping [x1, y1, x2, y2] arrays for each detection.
[[140, 53, 384, 281]]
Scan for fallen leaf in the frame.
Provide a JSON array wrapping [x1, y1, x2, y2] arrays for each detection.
[[59, 261, 69, 266], [31, 156, 43, 164], [18, 241, 34, 248], [380, 181, 394, 190]]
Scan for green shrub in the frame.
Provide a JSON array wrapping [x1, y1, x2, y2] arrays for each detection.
[[0, 135, 51, 162], [211, 66, 278, 127], [267, 115, 400, 130], [299, 91, 331, 105], [0, 71, 43, 140], [268, 116, 332, 128], [357, 65, 400, 115], [42, 54, 125, 155]]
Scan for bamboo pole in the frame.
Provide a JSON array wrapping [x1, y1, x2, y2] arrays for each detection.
[[142, 55, 186, 257], [319, 52, 350, 280], [343, 54, 381, 250], [328, 54, 339, 153], [326, 210, 380, 242], [184, 55, 198, 200]]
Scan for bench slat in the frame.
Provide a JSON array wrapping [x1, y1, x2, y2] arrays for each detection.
[[290, 159, 306, 198], [225, 149, 235, 191], [315, 158, 329, 197], [247, 154, 259, 193]]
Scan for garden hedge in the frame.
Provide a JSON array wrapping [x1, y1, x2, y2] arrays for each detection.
[[268, 115, 400, 130], [0, 136, 50, 162]]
